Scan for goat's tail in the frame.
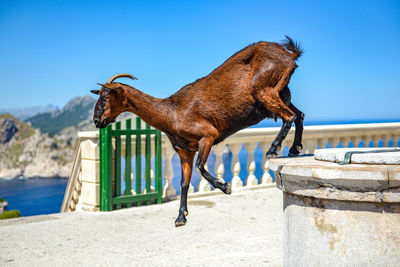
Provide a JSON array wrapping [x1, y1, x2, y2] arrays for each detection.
[[282, 35, 303, 60]]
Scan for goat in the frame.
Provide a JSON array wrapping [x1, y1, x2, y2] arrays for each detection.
[[91, 36, 304, 227]]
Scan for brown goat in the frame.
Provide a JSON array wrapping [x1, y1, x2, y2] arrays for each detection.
[[91, 36, 304, 227]]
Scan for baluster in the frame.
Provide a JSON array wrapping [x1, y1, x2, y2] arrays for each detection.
[[188, 184, 195, 194], [361, 136, 371, 147], [284, 136, 294, 154], [260, 141, 273, 184], [303, 139, 317, 154], [213, 144, 226, 184], [229, 143, 243, 190], [244, 143, 258, 187], [70, 200, 76, 211], [391, 135, 399, 147], [328, 137, 340, 148], [339, 137, 349, 148], [279, 140, 286, 156], [382, 135, 390, 147], [317, 138, 329, 149], [350, 137, 361, 148], [372, 135, 380, 147], [144, 169, 155, 193], [162, 142, 176, 200]]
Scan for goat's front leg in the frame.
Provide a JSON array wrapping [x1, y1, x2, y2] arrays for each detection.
[[175, 150, 195, 227], [196, 137, 231, 195], [288, 103, 304, 157]]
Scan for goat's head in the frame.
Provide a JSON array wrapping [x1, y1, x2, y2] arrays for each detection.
[[91, 73, 137, 128]]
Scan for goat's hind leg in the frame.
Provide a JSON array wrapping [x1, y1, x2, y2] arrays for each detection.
[[288, 103, 304, 157], [256, 91, 296, 159], [175, 150, 195, 227], [196, 137, 231, 195]]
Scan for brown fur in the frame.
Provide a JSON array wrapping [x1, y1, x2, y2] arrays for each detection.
[[92, 37, 304, 226]]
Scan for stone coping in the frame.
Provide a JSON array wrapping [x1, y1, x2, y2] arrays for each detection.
[[270, 156, 400, 203], [315, 147, 400, 165]]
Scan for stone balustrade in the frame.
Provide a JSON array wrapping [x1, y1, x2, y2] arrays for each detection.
[[162, 122, 400, 200], [62, 122, 400, 211]]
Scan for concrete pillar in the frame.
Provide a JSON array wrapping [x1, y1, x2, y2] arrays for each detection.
[[270, 148, 400, 266], [76, 140, 100, 211]]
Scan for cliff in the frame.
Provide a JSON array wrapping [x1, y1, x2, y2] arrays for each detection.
[[0, 113, 73, 178], [0, 95, 133, 179], [0, 96, 97, 178]]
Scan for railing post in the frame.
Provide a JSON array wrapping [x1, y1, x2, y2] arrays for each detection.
[[100, 125, 112, 211], [303, 140, 317, 154], [362, 136, 371, 147], [382, 135, 390, 147], [245, 143, 258, 186], [162, 142, 177, 200], [229, 143, 243, 190], [392, 135, 399, 147], [350, 137, 361, 148], [260, 142, 273, 184], [372, 135, 380, 147], [213, 144, 226, 183], [328, 137, 340, 148]]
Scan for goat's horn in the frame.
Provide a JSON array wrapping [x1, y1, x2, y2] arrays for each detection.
[[106, 73, 138, 84]]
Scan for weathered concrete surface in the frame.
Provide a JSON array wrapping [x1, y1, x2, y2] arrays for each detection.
[[271, 155, 400, 267], [0, 187, 282, 266], [284, 193, 400, 266]]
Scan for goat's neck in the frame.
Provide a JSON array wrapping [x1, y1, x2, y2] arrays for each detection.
[[120, 84, 174, 131]]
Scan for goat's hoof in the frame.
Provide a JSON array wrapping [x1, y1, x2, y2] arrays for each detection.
[[224, 183, 232, 195], [266, 153, 277, 159], [297, 144, 303, 151], [288, 146, 301, 157], [175, 217, 187, 227]]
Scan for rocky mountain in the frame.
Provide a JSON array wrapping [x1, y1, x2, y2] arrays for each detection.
[[0, 105, 59, 121], [0, 95, 134, 178], [25, 96, 97, 136], [0, 113, 74, 178], [0, 94, 140, 179]]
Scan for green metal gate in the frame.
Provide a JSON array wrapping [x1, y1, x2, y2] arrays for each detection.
[[99, 117, 162, 211]]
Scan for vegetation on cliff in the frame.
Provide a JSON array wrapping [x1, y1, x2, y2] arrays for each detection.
[[0, 210, 21, 220]]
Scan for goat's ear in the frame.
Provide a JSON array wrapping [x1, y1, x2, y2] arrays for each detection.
[[91, 90, 100, 95], [97, 83, 113, 89]]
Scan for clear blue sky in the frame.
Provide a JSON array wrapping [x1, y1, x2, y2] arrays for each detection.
[[1, 0, 399, 121]]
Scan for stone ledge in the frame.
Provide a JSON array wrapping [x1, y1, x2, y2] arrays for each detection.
[[315, 147, 400, 165], [270, 156, 400, 203]]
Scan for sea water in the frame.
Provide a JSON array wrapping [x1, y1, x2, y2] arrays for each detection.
[[0, 177, 68, 216]]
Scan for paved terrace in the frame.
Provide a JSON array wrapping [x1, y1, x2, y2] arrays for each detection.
[[0, 187, 282, 266]]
